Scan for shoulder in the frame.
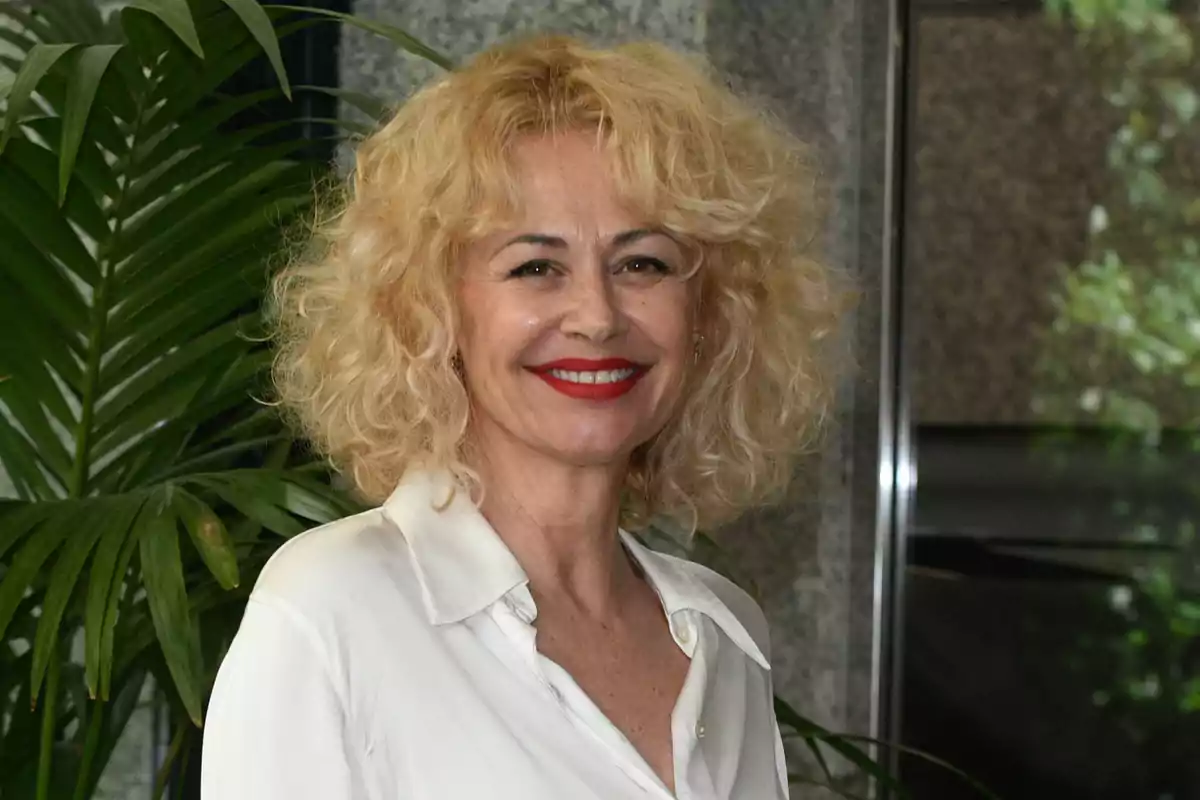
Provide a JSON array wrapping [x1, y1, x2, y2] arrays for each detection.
[[248, 507, 423, 628], [254, 507, 392, 591]]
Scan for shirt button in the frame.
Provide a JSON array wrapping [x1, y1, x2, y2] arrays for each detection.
[[695, 722, 706, 739], [673, 618, 692, 646]]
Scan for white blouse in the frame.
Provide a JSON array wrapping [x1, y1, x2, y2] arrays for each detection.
[[201, 470, 790, 799]]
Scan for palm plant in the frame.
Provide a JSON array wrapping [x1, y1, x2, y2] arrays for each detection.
[[0, 2, 990, 798], [0, 1, 442, 796]]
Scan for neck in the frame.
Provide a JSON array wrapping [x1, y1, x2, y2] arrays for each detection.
[[469, 430, 635, 618]]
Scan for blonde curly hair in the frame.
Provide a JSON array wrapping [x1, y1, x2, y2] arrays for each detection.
[[270, 34, 849, 532]]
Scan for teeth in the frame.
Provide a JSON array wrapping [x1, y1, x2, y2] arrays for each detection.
[[548, 368, 637, 384]]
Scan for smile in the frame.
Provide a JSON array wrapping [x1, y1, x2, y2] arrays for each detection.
[[530, 359, 648, 400], [546, 368, 638, 384]]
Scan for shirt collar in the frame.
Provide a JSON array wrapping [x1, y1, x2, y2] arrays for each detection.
[[619, 531, 771, 670], [382, 469, 770, 670], [382, 469, 528, 625]]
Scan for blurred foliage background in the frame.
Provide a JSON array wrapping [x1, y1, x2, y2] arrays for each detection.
[[1037, 0, 1200, 796]]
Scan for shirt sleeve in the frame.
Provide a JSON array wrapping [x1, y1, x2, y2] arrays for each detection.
[[201, 594, 364, 800]]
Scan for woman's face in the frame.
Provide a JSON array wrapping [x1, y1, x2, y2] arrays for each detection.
[[457, 131, 694, 470]]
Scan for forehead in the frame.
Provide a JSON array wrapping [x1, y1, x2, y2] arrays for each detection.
[[508, 133, 629, 220], [461, 129, 672, 252], [510, 131, 605, 174]]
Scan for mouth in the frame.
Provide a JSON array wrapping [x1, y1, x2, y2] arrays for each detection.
[[528, 358, 649, 400]]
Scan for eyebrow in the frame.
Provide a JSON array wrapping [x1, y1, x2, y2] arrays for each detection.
[[493, 228, 662, 257]]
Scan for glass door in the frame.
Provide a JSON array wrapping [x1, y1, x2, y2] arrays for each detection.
[[891, 1, 1200, 797]]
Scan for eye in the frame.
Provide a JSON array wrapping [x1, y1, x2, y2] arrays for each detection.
[[618, 256, 672, 276], [508, 259, 557, 279]]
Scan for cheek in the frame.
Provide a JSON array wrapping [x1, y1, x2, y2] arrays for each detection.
[[455, 284, 482, 355], [458, 283, 548, 364], [457, 283, 505, 364], [635, 287, 693, 363]]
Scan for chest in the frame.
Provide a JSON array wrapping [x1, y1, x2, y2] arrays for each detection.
[[348, 610, 787, 800], [534, 607, 691, 789]]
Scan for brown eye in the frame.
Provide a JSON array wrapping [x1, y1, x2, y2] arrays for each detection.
[[619, 257, 672, 275], [508, 260, 556, 278]]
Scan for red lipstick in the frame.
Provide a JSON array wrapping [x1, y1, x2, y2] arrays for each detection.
[[528, 358, 648, 400]]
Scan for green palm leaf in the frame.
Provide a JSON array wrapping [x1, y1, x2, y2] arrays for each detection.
[[0, 43, 76, 154], [0, 505, 78, 644], [139, 18, 306, 141], [270, 5, 453, 70], [0, 372, 74, 484], [0, 160, 100, 286], [83, 494, 145, 697], [218, 0, 290, 98], [138, 497, 205, 726], [58, 44, 122, 202], [0, 26, 39, 58], [35, 0, 105, 42], [192, 475, 306, 538], [775, 698, 910, 796], [126, 0, 202, 58], [99, 504, 147, 699], [30, 501, 109, 703], [297, 84, 389, 122], [0, 420, 57, 500], [0, 502, 52, 562], [0, 212, 90, 333], [0, 1, 452, 795], [21, 116, 122, 199], [0, 4, 58, 42], [174, 488, 239, 590]]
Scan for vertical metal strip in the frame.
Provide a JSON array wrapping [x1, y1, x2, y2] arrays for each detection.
[[870, 0, 918, 795]]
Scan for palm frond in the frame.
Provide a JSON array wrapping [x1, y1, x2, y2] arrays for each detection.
[[0, 3, 448, 795]]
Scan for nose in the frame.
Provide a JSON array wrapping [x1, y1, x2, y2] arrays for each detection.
[[561, 268, 626, 343]]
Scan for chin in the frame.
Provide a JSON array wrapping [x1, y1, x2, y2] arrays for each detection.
[[542, 442, 632, 468], [538, 429, 648, 468]]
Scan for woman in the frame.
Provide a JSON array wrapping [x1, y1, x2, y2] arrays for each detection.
[[201, 34, 842, 800]]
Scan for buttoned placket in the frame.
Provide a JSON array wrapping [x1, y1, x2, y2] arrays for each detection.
[[487, 585, 541, 678], [667, 611, 719, 800], [486, 590, 717, 799]]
